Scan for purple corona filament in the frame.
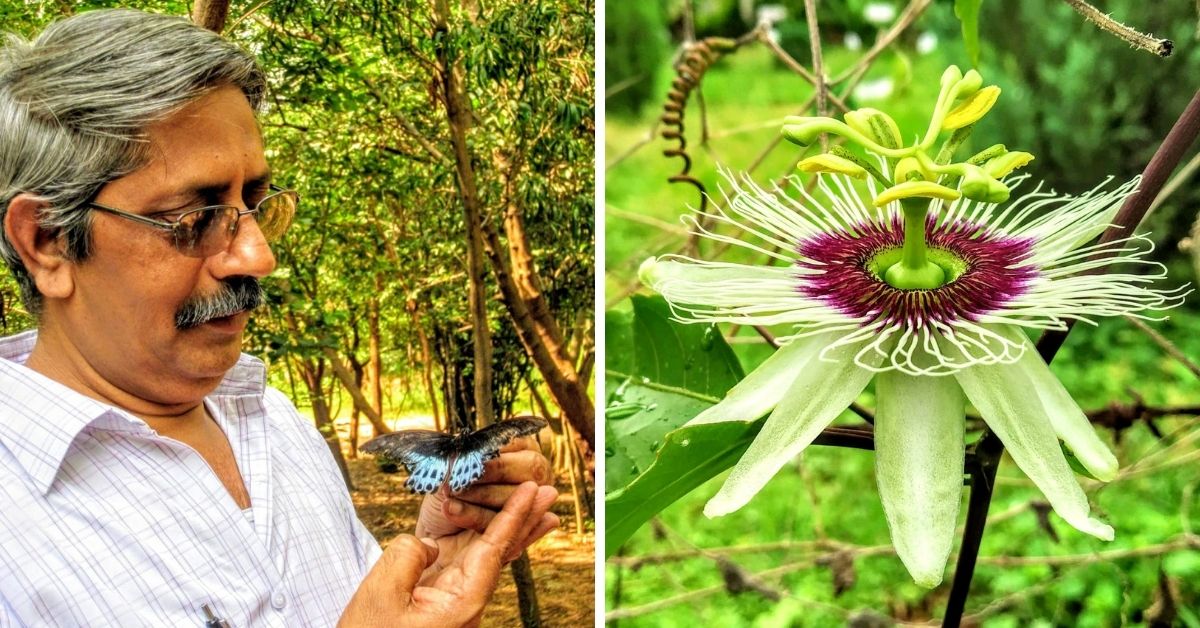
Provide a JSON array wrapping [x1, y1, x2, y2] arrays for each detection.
[[796, 214, 1038, 328]]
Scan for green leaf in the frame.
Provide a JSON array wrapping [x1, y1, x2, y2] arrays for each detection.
[[604, 294, 753, 554], [954, 0, 985, 67], [605, 295, 744, 490], [630, 294, 744, 395], [606, 420, 761, 556], [604, 308, 636, 376], [604, 376, 716, 491]]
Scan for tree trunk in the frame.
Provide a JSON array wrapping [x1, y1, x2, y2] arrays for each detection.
[[322, 347, 393, 435], [298, 358, 353, 491], [511, 552, 542, 628], [562, 418, 587, 532], [348, 408, 360, 459], [485, 148, 595, 448], [408, 298, 443, 431], [191, 0, 230, 32], [347, 353, 365, 457], [366, 293, 384, 434], [432, 0, 494, 428], [480, 220, 595, 450]]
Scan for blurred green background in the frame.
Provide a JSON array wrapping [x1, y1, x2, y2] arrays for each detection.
[[605, 0, 1200, 624]]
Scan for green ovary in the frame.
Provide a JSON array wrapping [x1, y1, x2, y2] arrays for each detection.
[[869, 247, 968, 287]]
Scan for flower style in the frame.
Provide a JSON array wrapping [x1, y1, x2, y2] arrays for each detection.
[[638, 67, 1188, 587]]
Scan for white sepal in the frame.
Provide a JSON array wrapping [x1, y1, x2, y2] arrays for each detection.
[[687, 331, 838, 427], [875, 369, 966, 588], [999, 326, 1118, 481], [704, 344, 880, 517], [954, 335, 1115, 540]]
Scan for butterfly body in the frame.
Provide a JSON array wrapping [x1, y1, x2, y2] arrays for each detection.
[[360, 418, 546, 494]]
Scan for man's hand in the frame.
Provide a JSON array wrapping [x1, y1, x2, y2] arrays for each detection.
[[416, 436, 559, 560], [339, 482, 550, 627]]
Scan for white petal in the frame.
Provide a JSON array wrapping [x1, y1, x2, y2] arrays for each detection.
[[1000, 326, 1118, 481], [875, 370, 965, 588], [704, 345, 879, 517], [639, 256, 801, 290], [954, 341, 1114, 540], [687, 331, 837, 426], [638, 257, 838, 327]]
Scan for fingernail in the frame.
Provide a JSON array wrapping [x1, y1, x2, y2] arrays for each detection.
[[447, 499, 464, 515]]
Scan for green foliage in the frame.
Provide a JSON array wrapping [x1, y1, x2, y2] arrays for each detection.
[[605, 0, 670, 117], [605, 295, 743, 490], [954, 0, 983, 67], [605, 296, 756, 553]]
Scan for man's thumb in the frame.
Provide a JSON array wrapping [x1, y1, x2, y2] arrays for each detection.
[[379, 535, 439, 598]]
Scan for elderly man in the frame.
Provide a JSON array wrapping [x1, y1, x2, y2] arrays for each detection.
[[0, 8, 558, 627]]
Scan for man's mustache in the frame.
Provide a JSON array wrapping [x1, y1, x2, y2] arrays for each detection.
[[174, 276, 264, 330]]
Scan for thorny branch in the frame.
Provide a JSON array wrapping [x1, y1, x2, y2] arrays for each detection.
[[803, 0, 827, 151], [1063, 0, 1174, 57]]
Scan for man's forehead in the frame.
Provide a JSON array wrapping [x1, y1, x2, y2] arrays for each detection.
[[130, 87, 270, 198]]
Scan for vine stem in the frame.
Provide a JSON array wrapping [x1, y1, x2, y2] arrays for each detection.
[[1063, 0, 1173, 57], [941, 87, 1200, 626], [803, 0, 827, 151]]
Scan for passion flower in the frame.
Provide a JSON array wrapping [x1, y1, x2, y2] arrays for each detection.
[[638, 66, 1188, 587]]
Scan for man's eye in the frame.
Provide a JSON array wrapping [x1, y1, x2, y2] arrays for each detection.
[[245, 187, 271, 208], [150, 202, 207, 221]]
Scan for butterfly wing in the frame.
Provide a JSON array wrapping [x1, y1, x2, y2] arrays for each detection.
[[448, 417, 548, 493], [448, 449, 487, 493], [360, 430, 453, 494]]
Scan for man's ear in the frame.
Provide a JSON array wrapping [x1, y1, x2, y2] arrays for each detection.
[[3, 195, 74, 300]]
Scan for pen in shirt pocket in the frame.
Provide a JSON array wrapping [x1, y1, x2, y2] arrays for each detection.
[[201, 603, 232, 628]]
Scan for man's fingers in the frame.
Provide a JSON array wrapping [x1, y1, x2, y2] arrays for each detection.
[[498, 435, 538, 454], [478, 449, 551, 485], [379, 535, 440, 598], [506, 513, 560, 563], [506, 486, 557, 561], [473, 482, 538, 560], [443, 496, 499, 532], [453, 483, 515, 510]]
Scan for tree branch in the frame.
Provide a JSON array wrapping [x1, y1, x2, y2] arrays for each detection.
[[1063, 0, 1173, 57]]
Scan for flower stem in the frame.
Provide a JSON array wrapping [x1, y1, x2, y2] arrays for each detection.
[[884, 199, 945, 289]]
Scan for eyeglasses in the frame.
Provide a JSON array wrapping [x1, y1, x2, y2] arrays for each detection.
[[87, 185, 298, 258]]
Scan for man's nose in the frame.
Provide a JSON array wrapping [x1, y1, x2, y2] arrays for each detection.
[[209, 212, 277, 279]]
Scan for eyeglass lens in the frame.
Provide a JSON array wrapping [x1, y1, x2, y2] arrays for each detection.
[[175, 190, 297, 257]]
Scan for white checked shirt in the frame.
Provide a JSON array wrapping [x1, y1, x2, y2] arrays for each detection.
[[0, 331, 383, 627]]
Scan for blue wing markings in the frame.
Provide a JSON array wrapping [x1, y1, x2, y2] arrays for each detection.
[[403, 453, 450, 494], [449, 450, 487, 493]]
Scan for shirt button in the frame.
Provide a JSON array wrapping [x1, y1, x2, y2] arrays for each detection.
[[271, 590, 287, 610]]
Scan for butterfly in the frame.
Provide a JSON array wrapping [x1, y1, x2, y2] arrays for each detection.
[[359, 417, 547, 494]]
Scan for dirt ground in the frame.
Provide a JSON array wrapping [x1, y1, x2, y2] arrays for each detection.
[[346, 458, 596, 627]]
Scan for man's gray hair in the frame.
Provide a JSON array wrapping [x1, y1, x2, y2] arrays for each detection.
[[0, 9, 266, 314]]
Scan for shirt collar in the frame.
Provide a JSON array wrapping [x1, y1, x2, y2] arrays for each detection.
[[0, 330, 267, 495]]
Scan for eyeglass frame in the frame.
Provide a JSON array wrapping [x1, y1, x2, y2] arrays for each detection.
[[85, 184, 298, 257]]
